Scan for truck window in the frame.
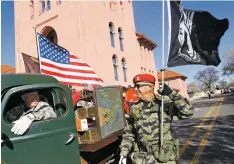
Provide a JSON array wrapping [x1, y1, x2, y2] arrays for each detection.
[[3, 88, 67, 123]]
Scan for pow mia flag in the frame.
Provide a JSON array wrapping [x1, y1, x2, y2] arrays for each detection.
[[167, 1, 229, 67]]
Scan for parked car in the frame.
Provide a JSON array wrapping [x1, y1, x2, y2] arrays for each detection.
[[223, 88, 230, 94]]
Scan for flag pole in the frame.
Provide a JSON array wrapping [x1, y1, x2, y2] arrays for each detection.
[[166, 0, 171, 67], [165, 0, 171, 87], [160, 0, 165, 147], [33, 25, 42, 73], [16, 47, 20, 73]]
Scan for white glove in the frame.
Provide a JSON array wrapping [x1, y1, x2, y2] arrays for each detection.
[[119, 156, 126, 164], [11, 113, 35, 135]]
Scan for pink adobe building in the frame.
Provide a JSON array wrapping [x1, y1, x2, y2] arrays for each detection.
[[14, 1, 158, 88], [157, 70, 189, 98]]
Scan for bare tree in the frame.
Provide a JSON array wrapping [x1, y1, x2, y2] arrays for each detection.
[[219, 79, 228, 89], [222, 49, 234, 76], [229, 79, 234, 87], [194, 67, 219, 91], [187, 81, 200, 93]]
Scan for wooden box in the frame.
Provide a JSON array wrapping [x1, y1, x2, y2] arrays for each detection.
[[75, 86, 126, 150], [76, 107, 99, 144]]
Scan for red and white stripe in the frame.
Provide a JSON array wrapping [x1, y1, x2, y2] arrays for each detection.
[[40, 55, 103, 87]]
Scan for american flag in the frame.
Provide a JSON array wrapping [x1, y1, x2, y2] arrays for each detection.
[[37, 33, 103, 87]]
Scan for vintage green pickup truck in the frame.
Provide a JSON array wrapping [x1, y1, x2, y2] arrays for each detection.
[[1, 74, 125, 164]]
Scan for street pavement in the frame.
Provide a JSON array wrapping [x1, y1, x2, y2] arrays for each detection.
[[172, 93, 234, 164]]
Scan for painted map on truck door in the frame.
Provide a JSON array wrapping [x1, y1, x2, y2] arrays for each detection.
[[95, 87, 125, 139]]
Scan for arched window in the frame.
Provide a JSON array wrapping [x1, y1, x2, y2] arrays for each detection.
[[41, 26, 58, 44], [112, 55, 118, 81], [46, 30, 58, 44], [109, 22, 115, 48], [141, 66, 143, 73], [42, 0, 45, 13], [47, 0, 51, 10], [118, 27, 124, 51], [122, 58, 127, 82]]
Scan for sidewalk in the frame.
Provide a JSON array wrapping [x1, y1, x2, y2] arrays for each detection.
[[189, 91, 222, 102], [189, 91, 206, 101]]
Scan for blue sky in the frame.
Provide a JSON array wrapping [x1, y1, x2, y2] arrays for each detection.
[[1, 1, 15, 67], [1, 1, 234, 83]]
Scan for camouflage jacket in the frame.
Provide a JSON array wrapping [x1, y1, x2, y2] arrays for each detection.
[[120, 91, 194, 157], [23, 101, 57, 120], [5, 101, 57, 122]]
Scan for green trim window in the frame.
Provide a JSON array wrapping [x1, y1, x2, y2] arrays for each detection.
[[122, 58, 127, 82], [42, 0, 45, 13], [118, 28, 124, 51], [109, 23, 115, 48], [112, 55, 118, 81], [47, 0, 51, 10]]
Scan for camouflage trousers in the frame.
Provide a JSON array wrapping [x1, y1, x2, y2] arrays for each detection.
[[130, 152, 176, 164]]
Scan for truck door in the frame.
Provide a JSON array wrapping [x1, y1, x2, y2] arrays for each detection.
[[1, 84, 81, 164]]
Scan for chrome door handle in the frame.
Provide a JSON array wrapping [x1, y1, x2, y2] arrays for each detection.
[[65, 134, 75, 145]]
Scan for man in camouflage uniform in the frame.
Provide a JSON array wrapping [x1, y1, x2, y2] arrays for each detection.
[[119, 74, 194, 164], [8, 91, 57, 136]]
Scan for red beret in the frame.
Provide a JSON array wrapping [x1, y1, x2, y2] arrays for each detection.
[[133, 74, 155, 84]]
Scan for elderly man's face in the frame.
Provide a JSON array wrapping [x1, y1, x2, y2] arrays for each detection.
[[134, 82, 154, 100], [22, 91, 40, 108]]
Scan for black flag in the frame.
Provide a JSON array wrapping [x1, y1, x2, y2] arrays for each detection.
[[167, 1, 229, 67]]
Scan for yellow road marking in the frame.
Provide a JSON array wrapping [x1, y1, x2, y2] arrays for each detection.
[[190, 97, 224, 164], [180, 97, 223, 157]]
